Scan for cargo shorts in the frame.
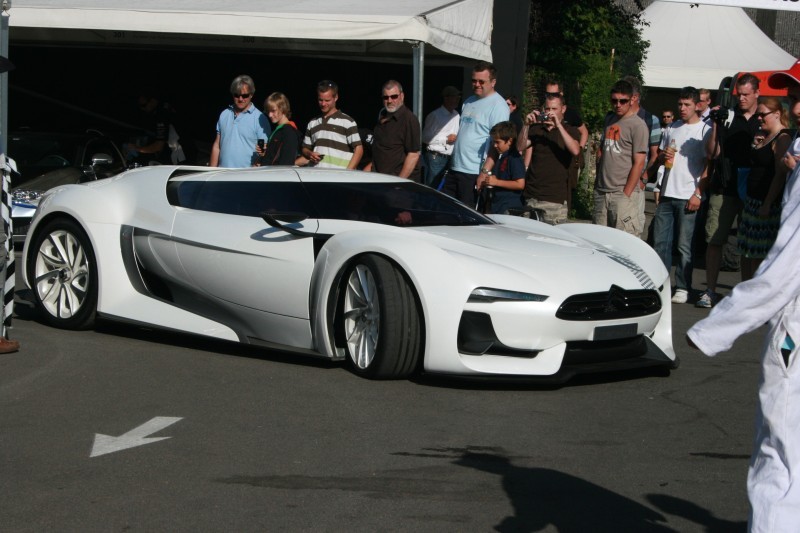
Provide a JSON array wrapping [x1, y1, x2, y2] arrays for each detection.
[[593, 188, 642, 237]]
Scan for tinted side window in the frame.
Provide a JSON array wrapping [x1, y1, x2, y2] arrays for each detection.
[[303, 181, 492, 227], [168, 181, 315, 218]]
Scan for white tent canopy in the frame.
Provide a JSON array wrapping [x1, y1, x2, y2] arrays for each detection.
[[1, 0, 496, 148], [641, 0, 795, 89], [7, 0, 493, 62]]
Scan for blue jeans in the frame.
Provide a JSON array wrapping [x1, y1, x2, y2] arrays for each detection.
[[422, 151, 450, 187], [652, 196, 697, 291]]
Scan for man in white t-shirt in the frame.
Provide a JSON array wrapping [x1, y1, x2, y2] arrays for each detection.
[[652, 87, 710, 304]]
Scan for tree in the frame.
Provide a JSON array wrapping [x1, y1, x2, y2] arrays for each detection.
[[527, 0, 649, 131], [526, 0, 649, 219]]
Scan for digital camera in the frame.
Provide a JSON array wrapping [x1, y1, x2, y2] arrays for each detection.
[[708, 106, 730, 123]]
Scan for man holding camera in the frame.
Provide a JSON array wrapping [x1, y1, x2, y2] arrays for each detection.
[[697, 74, 761, 308], [517, 94, 581, 224]]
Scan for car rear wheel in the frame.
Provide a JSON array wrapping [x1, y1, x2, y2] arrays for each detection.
[[28, 219, 98, 329], [341, 254, 422, 379]]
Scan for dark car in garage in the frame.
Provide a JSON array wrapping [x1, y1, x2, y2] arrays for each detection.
[[9, 130, 127, 245]]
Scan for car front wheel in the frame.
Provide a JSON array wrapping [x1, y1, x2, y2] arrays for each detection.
[[28, 218, 98, 329], [341, 254, 422, 379]]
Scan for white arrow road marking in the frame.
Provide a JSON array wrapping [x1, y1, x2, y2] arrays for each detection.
[[90, 417, 183, 458]]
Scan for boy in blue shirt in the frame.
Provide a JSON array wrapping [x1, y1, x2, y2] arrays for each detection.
[[476, 121, 525, 214]]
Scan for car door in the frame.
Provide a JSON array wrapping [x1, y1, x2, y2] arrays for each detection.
[[169, 173, 319, 339]]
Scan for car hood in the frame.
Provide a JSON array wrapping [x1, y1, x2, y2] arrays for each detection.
[[413, 223, 594, 258], [407, 222, 662, 292], [11, 167, 84, 192]]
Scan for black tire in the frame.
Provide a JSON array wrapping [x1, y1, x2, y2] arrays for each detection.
[[27, 218, 98, 330], [340, 254, 422, 379]]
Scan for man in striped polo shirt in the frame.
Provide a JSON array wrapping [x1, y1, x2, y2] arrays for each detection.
[[301, 80, 363, 170]]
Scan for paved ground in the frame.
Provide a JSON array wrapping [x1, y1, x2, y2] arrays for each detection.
[[1, 215, 763, 533]]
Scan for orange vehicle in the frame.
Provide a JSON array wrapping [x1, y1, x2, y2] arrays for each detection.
[[722, 59, 800, 102]]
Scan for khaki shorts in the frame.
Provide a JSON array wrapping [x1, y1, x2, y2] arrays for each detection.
[[525, 198, 568, 225], [705, 193, 742, 246], [593, 189, 642, 237]]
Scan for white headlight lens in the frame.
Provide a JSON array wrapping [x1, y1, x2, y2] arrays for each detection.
[[468, 288, 548, 303], [12, 189, 44, 205]]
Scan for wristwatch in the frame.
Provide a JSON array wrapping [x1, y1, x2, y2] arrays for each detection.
[[693, 192, 702, 200]]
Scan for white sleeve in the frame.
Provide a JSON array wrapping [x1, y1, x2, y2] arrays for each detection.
[[687, 196, 800, 355]]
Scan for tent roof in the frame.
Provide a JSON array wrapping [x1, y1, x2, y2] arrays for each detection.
[[8, 0, 493, 62], [641, 0, 795, 89]]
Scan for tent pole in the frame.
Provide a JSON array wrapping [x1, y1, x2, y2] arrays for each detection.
[[0, 3, 11, 341], [412, 41, 424, 136], [1, 3, 8, 155]]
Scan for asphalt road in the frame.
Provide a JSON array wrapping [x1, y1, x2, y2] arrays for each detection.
[[1, 255, 761, 532]]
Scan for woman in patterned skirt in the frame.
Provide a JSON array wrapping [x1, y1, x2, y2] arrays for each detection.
[[738, 97, 792, 281]]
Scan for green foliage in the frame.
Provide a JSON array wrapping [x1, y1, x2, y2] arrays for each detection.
[[571, 162, 596, 221], [578, 54, 618, 133], [528, 0, 649, 132]]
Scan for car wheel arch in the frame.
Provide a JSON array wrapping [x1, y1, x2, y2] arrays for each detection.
[[25, 214, 100, 329], [26, 213, 106, 302], [26, 212, 83, 268], [327, 252, 426, 378]]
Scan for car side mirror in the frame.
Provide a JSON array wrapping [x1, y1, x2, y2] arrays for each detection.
[[260, 211, 314, 237], [91, 153, 114, 167]]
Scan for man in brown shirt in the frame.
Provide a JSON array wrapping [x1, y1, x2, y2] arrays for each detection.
[[366, 80, 421, 181], [517, 94, 581, 224]]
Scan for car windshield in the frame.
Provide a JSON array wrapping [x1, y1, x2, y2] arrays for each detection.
[[8, 135, 79, 169], [302, 181, 494, 227], [167, 177, 494, 228]]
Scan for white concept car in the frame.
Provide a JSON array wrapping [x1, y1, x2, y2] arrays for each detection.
[[22, 166, 677, 381]]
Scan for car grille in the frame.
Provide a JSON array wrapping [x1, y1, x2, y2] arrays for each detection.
[[556, 285, 661, 321], [563, 336, 648, 365]]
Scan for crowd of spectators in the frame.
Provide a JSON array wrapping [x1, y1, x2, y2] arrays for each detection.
[[202, 63, 800, 318]]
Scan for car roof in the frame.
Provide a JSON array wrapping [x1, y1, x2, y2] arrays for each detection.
[[167, 166, 409, 185]]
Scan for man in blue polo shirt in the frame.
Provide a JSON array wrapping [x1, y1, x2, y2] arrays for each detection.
[[210, 74, 271, 168], [442, 61, 509, 205]]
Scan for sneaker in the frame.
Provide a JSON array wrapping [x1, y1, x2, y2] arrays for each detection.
[[695, 290, 719, 309], [671, 289, 688, 304]]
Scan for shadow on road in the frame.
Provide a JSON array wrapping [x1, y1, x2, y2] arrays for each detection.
[[454, 450, 675, 532], [453, 449, 746, 532], [646, 494, 747, 533]]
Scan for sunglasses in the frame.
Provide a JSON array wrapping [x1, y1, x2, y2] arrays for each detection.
[[662, 115, 673, 119], [233, 93, 252, 99], [611, 98, 630, 105], [471, 78, 489, 86], [756, 110, 777, 119], [545, 91, 561, 98], [382, 93, 401, 100]]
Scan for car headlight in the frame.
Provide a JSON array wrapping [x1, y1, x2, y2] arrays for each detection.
[[11, 189, 44, 206], [468, 287, 548, 303]]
